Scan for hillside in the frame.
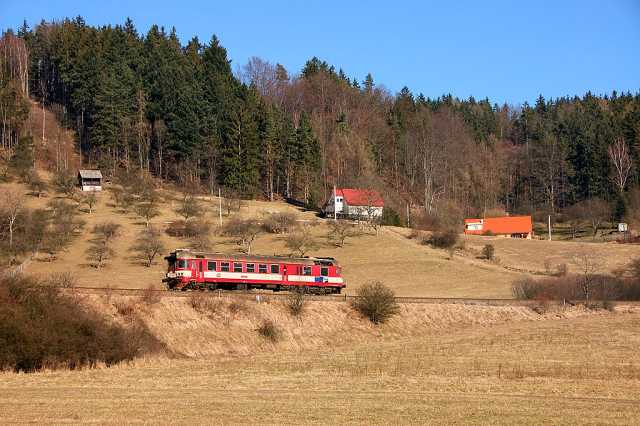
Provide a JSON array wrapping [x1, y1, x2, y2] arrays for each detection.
[[2, 299, 639, 424], [6, 171, 638, 298]]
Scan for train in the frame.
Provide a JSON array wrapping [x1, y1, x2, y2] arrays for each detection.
[[163, 249, 346, 294]]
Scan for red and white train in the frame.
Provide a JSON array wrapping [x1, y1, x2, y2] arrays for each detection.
[[163, 249, 346, 293]]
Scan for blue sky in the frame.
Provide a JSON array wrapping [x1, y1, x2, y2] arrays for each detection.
[[1, 0, 639, 105]]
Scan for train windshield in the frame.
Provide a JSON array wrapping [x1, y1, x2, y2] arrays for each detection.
[[176, 259, 188, 269]]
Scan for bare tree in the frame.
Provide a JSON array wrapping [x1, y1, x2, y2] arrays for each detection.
[[608, 137, 633, 194], [176, 193, 202, 222], [135, 199, 160, 227], [86, 239, 114, 268], [86, 222, 119, 268], [574, 251, 600, 306], [285, 231, 317, 257], [1, 187, 24, 248], [82, 192, 97, 214], [328, 220, 357, 247], [581, 198, 612, 239], [28, 170, 47, 197], [130, 226, 165, 267], [223, 218, 262, 254]]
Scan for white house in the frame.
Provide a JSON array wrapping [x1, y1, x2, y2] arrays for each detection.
[[78, 169, 103, 191], [325, 188, 384, 219]]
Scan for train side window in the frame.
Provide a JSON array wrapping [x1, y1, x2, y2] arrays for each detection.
[[303, 266, 312, 276], [321, 267, 329, 276], [270, 264, 280, 274], [258, 264, 267, 273], [177, 260, 187, 269], [234, 262, 243, 273], [221, 262, 230, 272], [246, 263, 255, 273], [207, 261, 216, 271]]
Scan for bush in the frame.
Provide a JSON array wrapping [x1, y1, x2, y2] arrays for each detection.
[[140, 285, 161, 305], [351, 281, 400, 324], [189, 293, 220, 316], [427, 229, 459, 249], [286, 288, 307, 317], [256, 319, 280, 342], [381, 207, 402, 227], [0, 274, 161, 372], [511, 274, 636, 301], [262, 212, 298, 234], [482, 244, 495, 260]]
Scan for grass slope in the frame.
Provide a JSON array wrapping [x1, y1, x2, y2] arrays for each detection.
[[1, 308, 639, 424]]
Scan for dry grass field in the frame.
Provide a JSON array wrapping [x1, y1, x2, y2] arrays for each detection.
[[1, 302, 639, 424], [9, 176, 640, 298], [4, 167, 640, 424]]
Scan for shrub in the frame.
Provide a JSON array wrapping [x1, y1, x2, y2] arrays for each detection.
[[114, 300, 136, 317], [0, 274, 160, 372], [140, 285, 161, 305], [228, 300, 247, 315], [256, 319, 280, 342], [482, 244, 495, 260], [427, 229, 459, 249], [351, 281, 400, 324], [262, 212, 298, 234], [53, 169, 77, 198], [286, 288, 307, 317], [189, 293, 220, 316], [381, 206, 402, 227], [46, 272, 77, 288]]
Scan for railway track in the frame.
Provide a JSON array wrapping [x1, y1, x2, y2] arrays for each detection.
[[59, 286, 640, 307]]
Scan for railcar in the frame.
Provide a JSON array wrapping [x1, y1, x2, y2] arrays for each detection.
[[163, 249, 345, 294]]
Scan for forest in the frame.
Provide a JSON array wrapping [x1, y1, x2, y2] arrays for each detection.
[[1, 17, 640, 227]]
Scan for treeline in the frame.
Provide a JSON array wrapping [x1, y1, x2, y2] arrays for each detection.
[[3, 17, 640, 224]]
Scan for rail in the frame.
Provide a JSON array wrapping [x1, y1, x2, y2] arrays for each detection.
[[55, 286, 640, 307]]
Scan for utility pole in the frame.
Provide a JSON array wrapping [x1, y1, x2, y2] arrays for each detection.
[[333, 185, 337, 221], [218, 187, 223, 227]]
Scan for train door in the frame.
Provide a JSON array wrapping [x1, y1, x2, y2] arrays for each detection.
[[192, 259, 204, 283]]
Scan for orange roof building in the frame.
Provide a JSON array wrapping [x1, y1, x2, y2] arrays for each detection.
[[464, 216, 533, 239]]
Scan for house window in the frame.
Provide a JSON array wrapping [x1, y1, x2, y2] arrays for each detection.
[[234, 262, 243, 273], [321, 267, 328, 276], [221, 262, 230, 272], [258, 264, 267, 273], [303, 266, 312, 276], [246, 263, 255, 273], [207, 261, 216, 271], [270, 264, 280, 274]]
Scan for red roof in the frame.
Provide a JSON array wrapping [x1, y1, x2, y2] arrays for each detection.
[[464, 216, 532, 235], [336, 188, 384, 207]]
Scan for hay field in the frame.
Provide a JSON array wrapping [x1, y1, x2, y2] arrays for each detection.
[[2, 302, 639, 424]]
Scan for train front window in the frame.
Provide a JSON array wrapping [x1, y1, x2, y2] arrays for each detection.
[[234, 262, 243, 273], [177, 259, 188, 269], [321, 267, 329, 276]]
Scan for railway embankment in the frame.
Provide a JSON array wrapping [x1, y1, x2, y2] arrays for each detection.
[[83, 291, 633, 359]]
